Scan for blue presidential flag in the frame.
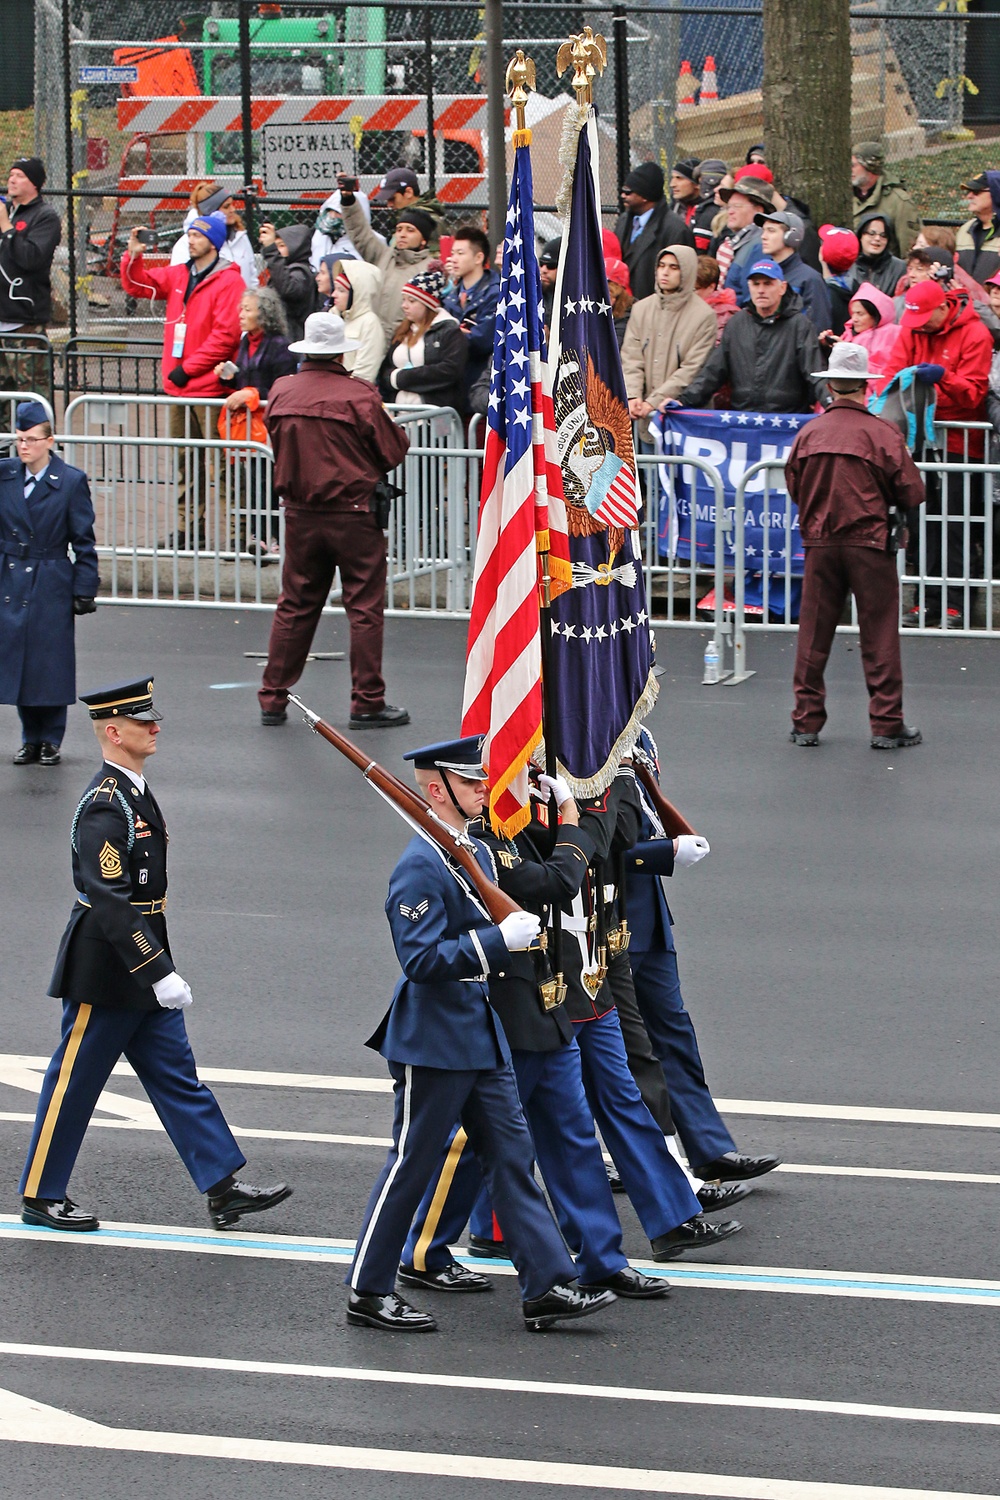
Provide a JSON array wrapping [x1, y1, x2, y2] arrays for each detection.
[[547, 108, 656, 794], [651, 408, 818, 574]]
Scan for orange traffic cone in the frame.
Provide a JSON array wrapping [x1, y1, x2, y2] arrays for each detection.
[[677, 59, 698, 111], [700, 55, 719, 102]]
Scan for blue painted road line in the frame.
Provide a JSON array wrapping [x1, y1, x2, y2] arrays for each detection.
[[4, 1219, 1000, 1306]]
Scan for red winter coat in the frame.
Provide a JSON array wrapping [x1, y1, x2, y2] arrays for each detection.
[[878, 288, 993, 458], [120, 252, 244, 397]]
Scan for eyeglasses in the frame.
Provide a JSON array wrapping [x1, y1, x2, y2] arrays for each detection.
[[862, 227, 888, 241], [16, 434, 49, 444]]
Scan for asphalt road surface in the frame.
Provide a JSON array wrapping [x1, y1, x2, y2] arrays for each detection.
[[1, 606, 998, 1500]]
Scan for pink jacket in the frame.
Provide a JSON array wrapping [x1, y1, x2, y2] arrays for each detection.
[[840, 280, 901, 379]]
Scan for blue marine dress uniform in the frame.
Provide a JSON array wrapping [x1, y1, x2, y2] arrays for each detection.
[[349, 737, 615, 1331], [0, 407, 99, 755], [19, 678, 289, 1232], [401, 807, 668, 1297]]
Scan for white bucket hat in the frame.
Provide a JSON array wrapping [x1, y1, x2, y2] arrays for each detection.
[[288, 311, 361, 356], [811, 342, 883, 380]]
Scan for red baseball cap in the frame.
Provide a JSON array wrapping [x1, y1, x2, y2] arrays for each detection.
[[605, 256, 631, 293], [734, 162, 774, 185], [818, 224, 859, 274], [900, 278, 947, 329]]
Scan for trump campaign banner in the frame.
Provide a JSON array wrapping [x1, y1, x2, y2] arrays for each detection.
[[651, 408, 817, 576]]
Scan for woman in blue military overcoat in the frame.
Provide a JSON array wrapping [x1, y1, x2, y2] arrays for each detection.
[[0, 401, 99, 764]]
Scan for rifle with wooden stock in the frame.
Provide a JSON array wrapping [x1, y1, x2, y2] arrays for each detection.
[[634, 761, 697, 838], [288, 696, 523, 924]]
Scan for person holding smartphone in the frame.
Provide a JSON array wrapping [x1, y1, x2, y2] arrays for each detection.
[[121, 212, 243, 549]]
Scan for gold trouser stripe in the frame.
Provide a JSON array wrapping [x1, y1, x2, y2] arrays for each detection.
[[412, 1127, 468, 1272], [24, 1003, 93, 1198]]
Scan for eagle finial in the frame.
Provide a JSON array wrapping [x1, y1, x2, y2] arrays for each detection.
[[556, 27, 608, 106]]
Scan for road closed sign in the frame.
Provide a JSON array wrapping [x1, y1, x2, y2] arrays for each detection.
[[261, 125, 357, 191]]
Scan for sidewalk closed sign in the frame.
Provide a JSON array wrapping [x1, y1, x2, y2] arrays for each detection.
[[262, 126, 357, 191]]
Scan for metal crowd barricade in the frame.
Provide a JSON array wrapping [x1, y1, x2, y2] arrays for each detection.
[[62, 337, 163, 406], [643, 450, 738, 678], [0, 389, 56, 438], [381, 405, 474, 614], [730, 425, 999, 678]]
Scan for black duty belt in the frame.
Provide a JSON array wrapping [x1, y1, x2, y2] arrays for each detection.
[[76, 893, 167, 915]]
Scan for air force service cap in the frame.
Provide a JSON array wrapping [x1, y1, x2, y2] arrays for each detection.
[[80, 677, 163, 722], [403, 735, 488, 780]]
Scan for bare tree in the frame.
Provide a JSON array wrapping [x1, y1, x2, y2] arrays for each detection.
[[763, 0, 853, 228]]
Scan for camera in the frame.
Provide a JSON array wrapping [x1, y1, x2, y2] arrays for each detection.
[[135, 227, 157, 248]]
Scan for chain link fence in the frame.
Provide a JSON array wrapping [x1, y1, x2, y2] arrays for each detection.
[[8, 0, 1000, 334]]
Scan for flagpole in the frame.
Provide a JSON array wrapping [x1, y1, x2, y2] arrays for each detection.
[[503, 50, 566, 1005]]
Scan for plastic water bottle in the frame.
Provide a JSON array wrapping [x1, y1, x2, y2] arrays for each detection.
[[703, 638, 720, 685]]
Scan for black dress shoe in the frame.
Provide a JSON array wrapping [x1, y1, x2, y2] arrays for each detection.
[[650, 1216, 742, 1260], [871, 724, 922, 750], [13, 743, 41, 765], [260, 709, 287, 727], [694, 1150, 780, 1183], [697, 1181, 753, 1213], [398, 1260, 493, 1293], [349, 704, 410, 730], [580, 1266, 671, 1299], [39, 742, 61, 766], [347, 1291, 437, 1331], [788, 730, 819, 747], [523, 1281, 617, 1331], [606, 1164, 626, 1193], [22, 1196, 99, 1232], [207, 1179, 292, 1229], [467, 1233, 510, 1259]]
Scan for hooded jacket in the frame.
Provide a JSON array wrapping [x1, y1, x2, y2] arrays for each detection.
[[852, 170, 922, 258], [620, 245, 718, 407], [840, 280, 901, 378], [677, 287, 823, 413], [378, 308, 467, 413], [337, 260, 387, 384], [262, 224, 318, 343], [0, 194, 62, 325], [956, 171, 1000, 285], [850, 213, 907, 297], [878, 287, 993, 458], [120, 250, 244, 397], [341, 196, 435, 339]]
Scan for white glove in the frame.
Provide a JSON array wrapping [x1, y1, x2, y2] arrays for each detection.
[[498, 912, 542, 951], [674, 835, 710, 869], [153, 972, 193, 1009], [535, 772, 573, 807]]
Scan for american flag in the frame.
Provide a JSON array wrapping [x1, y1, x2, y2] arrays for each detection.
[[462, 137, 572, 837]]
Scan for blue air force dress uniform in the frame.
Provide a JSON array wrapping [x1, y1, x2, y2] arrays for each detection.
[[623, 731, 780, 1183], [348, 737, 613, 1332], [0, 400, 99, 759], [401, 800, 668, 1298], [19, 678, 290, 1232]]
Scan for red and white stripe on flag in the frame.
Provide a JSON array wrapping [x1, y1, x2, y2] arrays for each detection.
[[463, 427, 543, 837]]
